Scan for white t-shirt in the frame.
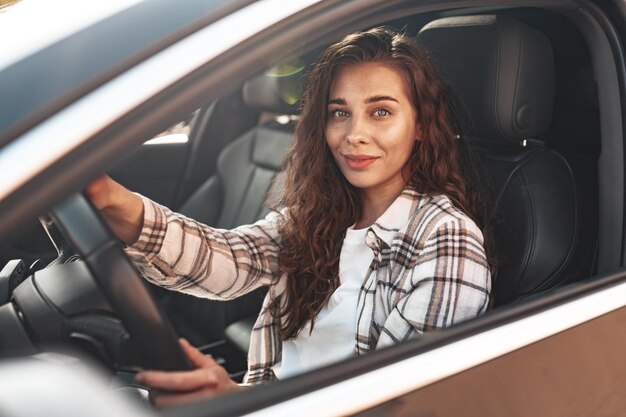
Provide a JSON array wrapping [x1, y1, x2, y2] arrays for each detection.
[[272, 226, 374, 380]]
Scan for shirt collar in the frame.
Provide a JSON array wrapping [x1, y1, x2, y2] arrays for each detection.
[[367, 187, 427, 247]]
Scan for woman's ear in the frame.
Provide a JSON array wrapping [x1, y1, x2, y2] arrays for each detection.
[[415, 123, 424, 141]]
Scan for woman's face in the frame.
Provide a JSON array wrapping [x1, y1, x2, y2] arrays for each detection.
[[325, 62, 419, 199]]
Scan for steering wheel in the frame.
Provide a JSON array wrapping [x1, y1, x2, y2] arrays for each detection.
[[48, 193, 191, 371]]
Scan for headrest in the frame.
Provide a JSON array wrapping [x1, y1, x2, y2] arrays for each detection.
[[242, 57, 305, 115], [418, 16, 555, 143]]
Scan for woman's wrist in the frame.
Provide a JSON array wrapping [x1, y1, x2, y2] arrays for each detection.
[[102, 189, 144, 246], [86, 176, 145, 245]]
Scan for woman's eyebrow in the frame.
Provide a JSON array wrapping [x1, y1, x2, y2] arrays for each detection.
[[327, 95, 399, 105], [365, 95, 398, 104]]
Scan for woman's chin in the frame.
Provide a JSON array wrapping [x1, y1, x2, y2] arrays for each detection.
[[343, 175, 376, 190]]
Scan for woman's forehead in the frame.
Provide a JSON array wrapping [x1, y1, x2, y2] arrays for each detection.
[[328, 62, 412, 102]]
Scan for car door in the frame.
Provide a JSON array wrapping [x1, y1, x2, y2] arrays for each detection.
[[355, 285, 626, 416]]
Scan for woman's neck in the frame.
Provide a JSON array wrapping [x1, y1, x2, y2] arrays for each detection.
[[354, 184, 406, 229]]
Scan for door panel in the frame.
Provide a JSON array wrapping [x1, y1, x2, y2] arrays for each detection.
[[355, 305, 626, 417]]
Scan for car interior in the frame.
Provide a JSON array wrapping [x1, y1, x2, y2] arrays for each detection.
[[0, 3, 604, 388]]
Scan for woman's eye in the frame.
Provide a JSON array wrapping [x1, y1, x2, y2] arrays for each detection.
[[374, 108, 391, 117], [332, 109, 348, 118]]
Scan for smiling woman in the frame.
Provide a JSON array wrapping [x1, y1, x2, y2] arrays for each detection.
[[85, 26, 491, 406]]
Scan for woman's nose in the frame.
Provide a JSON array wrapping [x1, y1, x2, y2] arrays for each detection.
[[345, 116, 369, 145]]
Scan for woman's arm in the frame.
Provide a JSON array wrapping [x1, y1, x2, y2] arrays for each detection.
[[86, 176, 283, 300], [376, 217, 491, 348]]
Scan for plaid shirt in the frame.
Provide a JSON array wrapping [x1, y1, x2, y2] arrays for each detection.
[[126, 188, 491, 384]]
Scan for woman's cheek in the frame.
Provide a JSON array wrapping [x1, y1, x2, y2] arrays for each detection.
[[324, 125, 340, 148]]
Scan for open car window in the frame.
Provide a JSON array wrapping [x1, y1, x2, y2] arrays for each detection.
[[0, 0, 625, 416]]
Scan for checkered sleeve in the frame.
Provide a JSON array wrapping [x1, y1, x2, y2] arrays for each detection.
[[125, 195, 283, 300], [376, 217, 491, 348]]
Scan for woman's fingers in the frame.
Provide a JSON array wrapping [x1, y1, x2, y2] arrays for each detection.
[[179, 338, 214, 368], [137, 366, 219, 392], [135, 339, 242, 407], [84, 175, 114, 210]]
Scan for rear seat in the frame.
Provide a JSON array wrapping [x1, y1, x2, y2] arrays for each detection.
[[156, 67, 302, 347]]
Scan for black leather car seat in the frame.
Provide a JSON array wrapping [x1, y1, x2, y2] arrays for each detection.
[[171, 91, 261, 210], [179, 73, 299, 227], [157, 70, 301, 346], [419, 16, 585, 306]]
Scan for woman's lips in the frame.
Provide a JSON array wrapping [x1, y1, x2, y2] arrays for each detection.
[[344, 154, 378, 170]]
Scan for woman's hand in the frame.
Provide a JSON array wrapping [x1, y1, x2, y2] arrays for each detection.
[[136, 339, 243, 408], [84, 175, 116, 211], [84, 175, 144, 245]]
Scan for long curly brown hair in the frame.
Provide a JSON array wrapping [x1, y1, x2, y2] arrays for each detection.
[[274, 27, 486, 340]]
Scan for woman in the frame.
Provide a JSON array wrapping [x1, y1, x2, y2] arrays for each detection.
[[87, 27, 491, 406]]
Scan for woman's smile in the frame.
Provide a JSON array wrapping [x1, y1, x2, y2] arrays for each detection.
[[343, 154, 379, 170]]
